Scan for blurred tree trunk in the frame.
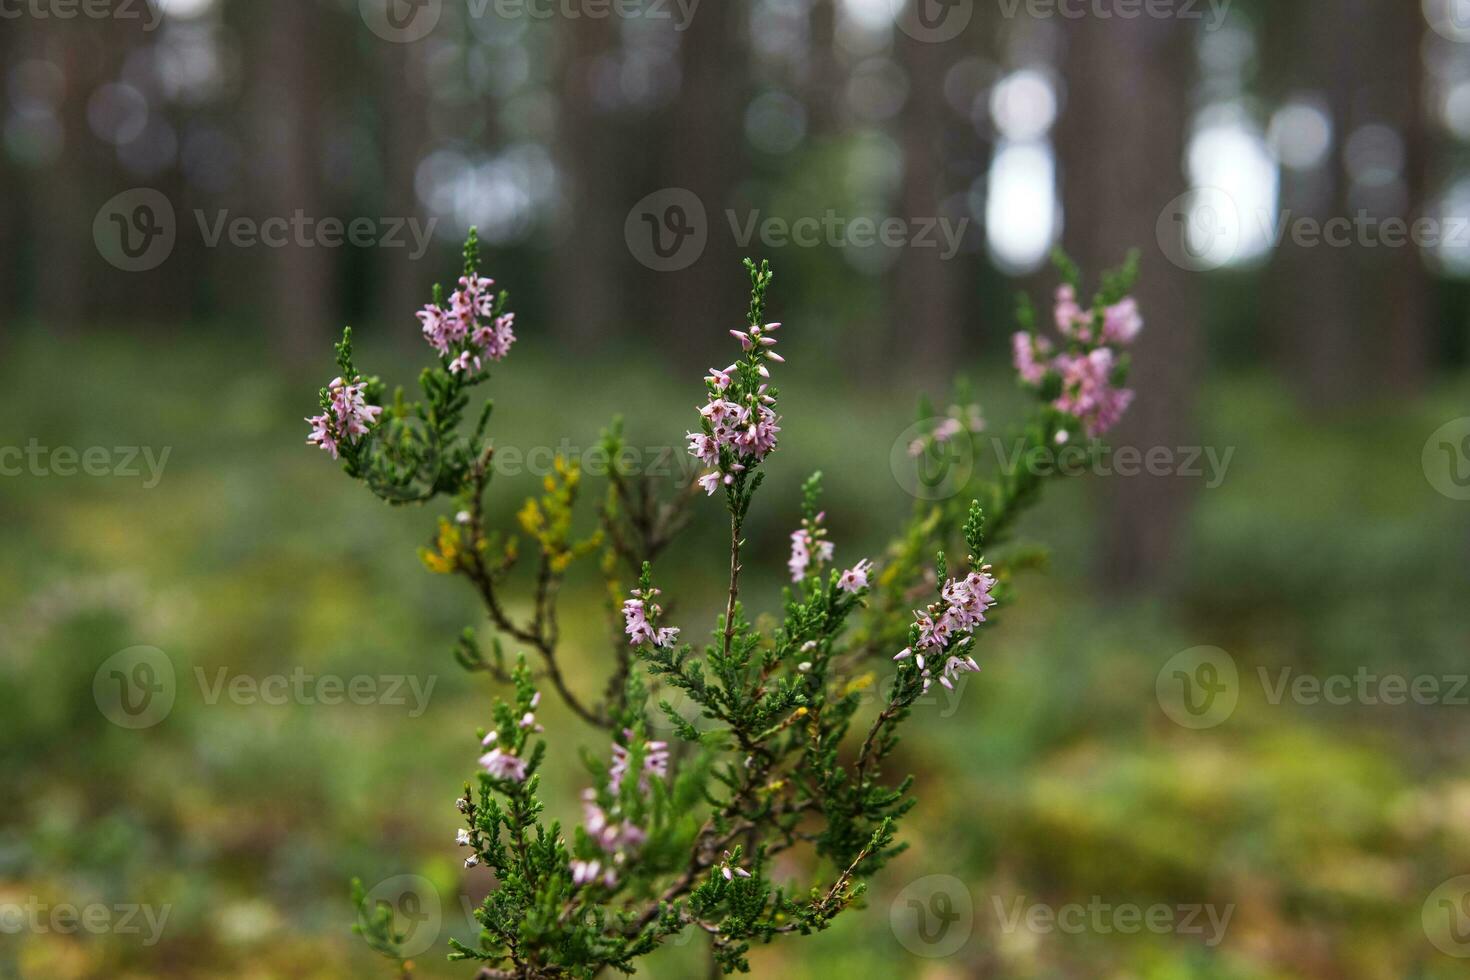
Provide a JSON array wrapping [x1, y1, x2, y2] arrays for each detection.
[[657, 0, 747, 364], [1262, 0, 1429, 404], [1362, 0, 1430, 394], [805, 0, 841, 136], [381, 37, 431, 339], [0, 21, 17, 348], [35, 22, 94, 336], [889, 28, 960, 376], [551, 13, 625, 348], [1261, 0, 1369, 407], [1056, 16, 1200, 592], [247, 0, 331, 368]]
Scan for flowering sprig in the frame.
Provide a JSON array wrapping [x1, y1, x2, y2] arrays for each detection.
[[787, 472, 834, 583], [1013, 248, 1142, 441], [622, 580, 680, 650], [317, 242, 1148, 978], [687, 258, 782, 506]]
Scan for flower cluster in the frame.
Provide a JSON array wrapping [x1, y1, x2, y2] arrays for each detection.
[[305, 376, 382, 459], [1013, 283, 1142, 437], [477, 691, 541, 783], [571, 791, 647, 888], [571, 731, 666, 890], [609, 729, 669, 794], [907, 403, 985, 458], [894, 567, 995, 692], [622, 587, 679, 648], [417, 273, 516, 375], [688, 319, 783, 496], [789, 511, 873, 595], [787, 511, 834, 582]]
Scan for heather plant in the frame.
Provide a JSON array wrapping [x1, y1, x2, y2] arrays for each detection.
[[311, 231, 1142, 978]]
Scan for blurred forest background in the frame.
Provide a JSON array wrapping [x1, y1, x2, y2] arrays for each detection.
[[2, 0, 1470, 977]]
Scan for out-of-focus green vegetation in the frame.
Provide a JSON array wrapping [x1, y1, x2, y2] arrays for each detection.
[[1, 331, 1468, 979]]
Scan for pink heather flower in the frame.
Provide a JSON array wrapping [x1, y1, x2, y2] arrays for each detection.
[[421, 275, 513, 366], [1012, 332, 1054, 386], [1053, 348, 1134, 438], [580, 790, 646, 867], [1054, 284, 1092, 341], [609, 731, 670, 794], [697, 471, 726, 496], [788, 513, 835, 583], [706, 365, 735, 390], [418, 304, 453, 353], [623, 591, 679, 648], [900, 567, 995, 692], [718, 850, 752, 881], [1102, 297, 1143, 345], [305, 414, 339, 458], [479, 747, 528, 782], [837, 559, 873, 593], [571, 859, 610, 887], [307, 377, 381, 457], [731, 405, 780, 460], [691, 319, 786, 493], [687, 432, 719, 467]]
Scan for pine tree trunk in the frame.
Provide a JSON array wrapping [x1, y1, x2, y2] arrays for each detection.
[[1056, 15, 1200, 592]]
